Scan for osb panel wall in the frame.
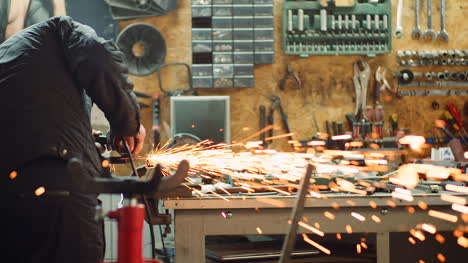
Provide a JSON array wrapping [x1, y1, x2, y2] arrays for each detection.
[[120, 0, 468, 157]]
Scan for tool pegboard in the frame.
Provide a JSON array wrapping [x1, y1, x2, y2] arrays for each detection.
[[283, 0, 392, 57], [121, 0, 468, 155]]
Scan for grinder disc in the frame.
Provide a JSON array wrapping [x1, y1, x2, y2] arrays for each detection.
[[116, 23, 166, 76]]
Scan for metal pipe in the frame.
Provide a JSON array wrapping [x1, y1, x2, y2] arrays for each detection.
[[279, 165, 315, 263]]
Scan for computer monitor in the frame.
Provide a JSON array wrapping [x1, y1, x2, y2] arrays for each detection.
[[170, 96, 230, 144]]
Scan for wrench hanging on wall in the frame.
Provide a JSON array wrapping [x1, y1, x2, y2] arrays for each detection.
[[423, 0, 436, 40], [437, 0, 449, 42], [394, 0, 404, 39], [412, 0, 422, 39]]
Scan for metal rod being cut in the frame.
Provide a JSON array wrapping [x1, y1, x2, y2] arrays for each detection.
[[279, 164, 315, 263]]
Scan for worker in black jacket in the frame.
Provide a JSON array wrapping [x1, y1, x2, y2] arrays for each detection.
[[0, 16, 145, 263]]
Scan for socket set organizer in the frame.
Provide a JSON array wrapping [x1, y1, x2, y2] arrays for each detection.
[[283, 0, 392, 57], [398, 69, 468, 83], [191, 0, 274, 89], [396, 50, 468, 67]]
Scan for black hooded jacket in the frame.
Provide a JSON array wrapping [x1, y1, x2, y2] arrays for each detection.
[[0, 16, 140, 179]]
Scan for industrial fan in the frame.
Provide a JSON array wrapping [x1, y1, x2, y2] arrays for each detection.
[[116, 23, 166, 76]]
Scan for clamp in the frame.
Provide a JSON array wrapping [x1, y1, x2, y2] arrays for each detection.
[[268, 95, 293, 141], [353, 61, 370, 121], [279, 64, 302, 90]]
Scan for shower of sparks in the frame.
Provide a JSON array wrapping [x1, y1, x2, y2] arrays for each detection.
[[101, 159, 110, 168], [410, 229, 426, 241], [458, 236, 468, 248], [437, 253, 446, 263], [454, 229, 464, 237], [208, 191, 230, 202], [441, 194, 467, 205], [351, 212, 366, 222], [421, 223, 437, 234], [399, 135, 426, 151], [392, 191, 414, 202], [9, 170, 17, 180], [428, 210, 458, 223], [418, 201, 428, 210], [35, 187, 45, 196], [141, 136, 468, 255], [360, 242, 368, 249], [302, 234, 331, 255], [435, 234, 446, 244], [265, 133, 295, 141], [451, 204, 468, 214], [240, 125, 273, 143], [445, 184, 468, 194], [256, 227, 263, 234], [144, 138, 394, 196], [331, 202, 340, 210], [324, 211, 336, 220], [298, 221, 325, 237], [331, 134, 352, 140], [371, 215, 382, 223], [309, 191, 323, 198]]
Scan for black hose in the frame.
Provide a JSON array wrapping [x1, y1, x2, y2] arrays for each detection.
[[143, 197, 156, 259], [158, 224, 170, 262]]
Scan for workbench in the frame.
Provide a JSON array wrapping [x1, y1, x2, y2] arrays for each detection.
[[164, 192, 463, 263]]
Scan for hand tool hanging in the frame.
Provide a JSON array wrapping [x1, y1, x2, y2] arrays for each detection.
[[259, 105, 267, 147], [353, 61, 370, 121], [447, 103, 468, 139], [394, 0, 404, 39], [268, 95, 293, 144], [423, 0, 436, 40], [365, 105, 385, 140], [412, 0, 423, 39], [279, 64, 302, 90], [437, 0, 448, 42], [375, 66, 399, 102], [442, 110, 467, 146]]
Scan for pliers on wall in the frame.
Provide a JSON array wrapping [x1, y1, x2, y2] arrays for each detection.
[[353, 61, 370, 121], [279, 64, 302, 90], [374, 67, 399, 102], [268, 95, 293, 141]]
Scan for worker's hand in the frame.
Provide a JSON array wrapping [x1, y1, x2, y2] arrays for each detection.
[[124, 124, 146, 156]]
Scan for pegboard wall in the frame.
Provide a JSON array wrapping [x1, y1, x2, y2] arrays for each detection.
[[120, 0, 468, 158]]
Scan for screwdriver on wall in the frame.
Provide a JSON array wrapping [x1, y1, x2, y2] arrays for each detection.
[[447, 103, 468, 139], [443, 110, 466, 145], [434, 119, 456, 139], [390, 114, 398, 135], [443, 110, 460, 133]]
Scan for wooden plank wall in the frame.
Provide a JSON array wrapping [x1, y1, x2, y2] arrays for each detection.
[[121, 0, 468, 156]]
